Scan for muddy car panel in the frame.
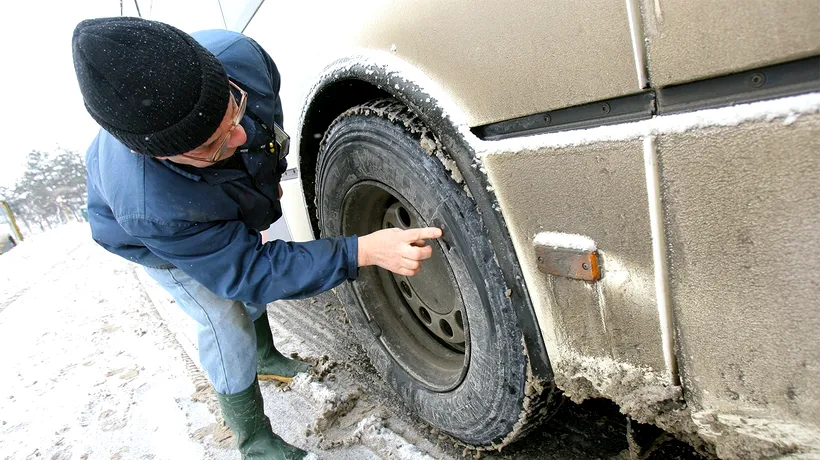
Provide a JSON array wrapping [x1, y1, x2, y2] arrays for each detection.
[[482, 139, 671, 378], [640, 0, 820, 87], [350, 0, 642, 126], [240, 0, 820, 455], [660, 113, 820, 451]]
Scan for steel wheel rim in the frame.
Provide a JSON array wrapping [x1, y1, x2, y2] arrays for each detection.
[[341, 180, 469, 391]]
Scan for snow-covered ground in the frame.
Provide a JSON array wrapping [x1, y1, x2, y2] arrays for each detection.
[[0, 224, 236, 459], [0, 224, 448, 460]]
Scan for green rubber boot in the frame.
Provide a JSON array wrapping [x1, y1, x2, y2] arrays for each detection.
[[254, 313, 311, 383], [217, 379, 311, 460]]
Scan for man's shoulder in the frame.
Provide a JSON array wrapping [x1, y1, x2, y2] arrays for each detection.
[[89, 131, 190, 223], [87, 131, 143, 206], [192, 29, 258, 57], [88, 131, 140, 183]]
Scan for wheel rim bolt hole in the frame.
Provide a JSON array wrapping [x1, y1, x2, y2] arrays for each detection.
[[398, 207, 412, 227], [440, 319, 454, 338], [419, 307, 432, 324], [400, 281, 412, 298]]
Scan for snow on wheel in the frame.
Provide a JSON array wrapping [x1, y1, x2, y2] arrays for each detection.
[[315, 99, 558, 448]]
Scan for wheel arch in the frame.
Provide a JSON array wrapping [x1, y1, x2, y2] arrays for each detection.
[[297, 52, 554, 381]]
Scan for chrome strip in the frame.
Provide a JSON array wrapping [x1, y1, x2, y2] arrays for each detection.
[[643, 135, 679, 384], [280, 167, 299, 181], [216, 0, 228, 30], [625, 0, 650, 89], [240, 0, 265, 33]]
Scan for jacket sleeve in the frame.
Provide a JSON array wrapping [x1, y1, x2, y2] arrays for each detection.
[[122, 217, 358, 304]]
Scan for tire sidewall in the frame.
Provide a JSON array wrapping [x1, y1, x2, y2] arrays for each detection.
[[317, 112, 528, 444]]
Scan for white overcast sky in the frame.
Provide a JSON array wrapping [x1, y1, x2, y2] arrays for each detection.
[[1, 1, 114, 187], [0, 0, 230, 188], [0, 0, 377, 189]]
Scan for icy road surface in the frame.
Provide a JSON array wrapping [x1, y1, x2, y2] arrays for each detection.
[[0, 224, 707, 459]]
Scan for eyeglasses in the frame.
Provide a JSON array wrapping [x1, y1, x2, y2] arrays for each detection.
[[183, 80, 247, 164]]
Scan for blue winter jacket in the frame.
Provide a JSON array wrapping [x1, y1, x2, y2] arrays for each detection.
[[84, 30, 358, 304]]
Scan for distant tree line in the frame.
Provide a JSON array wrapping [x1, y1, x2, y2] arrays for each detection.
[[0, 149, 87, 236]]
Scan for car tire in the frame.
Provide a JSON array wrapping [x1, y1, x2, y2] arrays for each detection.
[[315, 98, 556, 448]]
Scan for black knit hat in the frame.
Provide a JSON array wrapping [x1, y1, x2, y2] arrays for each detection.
[[72, 17, 229, 157]]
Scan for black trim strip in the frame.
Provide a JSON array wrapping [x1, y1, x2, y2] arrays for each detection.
[[473, 92, 655, 141], [657, 56, 820, 114], [472, 56, 820, 140]]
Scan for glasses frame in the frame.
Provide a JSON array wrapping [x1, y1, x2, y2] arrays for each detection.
[[182, 80, 247, 164], [211, 81, 248, 162]]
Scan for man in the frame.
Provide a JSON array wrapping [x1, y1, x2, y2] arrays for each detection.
[[72, 17, 441, 459]]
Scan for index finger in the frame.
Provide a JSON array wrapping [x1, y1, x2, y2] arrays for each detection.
[[406, 227, 443, 241]]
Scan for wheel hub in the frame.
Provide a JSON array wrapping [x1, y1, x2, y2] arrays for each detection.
[[383, 202, 466, 351]]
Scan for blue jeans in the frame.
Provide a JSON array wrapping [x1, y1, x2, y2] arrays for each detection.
[[144, 266, 268, 395]]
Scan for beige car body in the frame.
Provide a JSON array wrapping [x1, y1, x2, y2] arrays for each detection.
[[129, 0, 820, 456]]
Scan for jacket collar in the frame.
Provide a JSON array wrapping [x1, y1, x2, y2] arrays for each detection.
[[159, 160, 202, 181], [158, 157, 250, 185], [156, 116, 259, 185]]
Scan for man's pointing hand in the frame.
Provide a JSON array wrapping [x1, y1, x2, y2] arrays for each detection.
[[357, 227, 444, 276]]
